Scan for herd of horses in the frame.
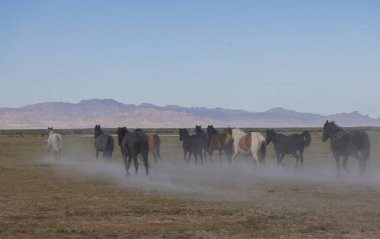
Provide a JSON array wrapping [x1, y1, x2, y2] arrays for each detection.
[[47, 120, 371, 177]]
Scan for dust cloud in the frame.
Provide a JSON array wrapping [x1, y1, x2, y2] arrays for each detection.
[[40, 150, 380, 202]]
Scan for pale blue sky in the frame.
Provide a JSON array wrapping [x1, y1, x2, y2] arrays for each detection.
[[1, 0, 379, 117]]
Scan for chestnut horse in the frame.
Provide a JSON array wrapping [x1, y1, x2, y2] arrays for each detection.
[[206, 125, 233, 163], [146, 133, 161, 163]]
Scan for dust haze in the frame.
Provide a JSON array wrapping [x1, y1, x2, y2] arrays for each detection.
[[40, 145, 380, 202]]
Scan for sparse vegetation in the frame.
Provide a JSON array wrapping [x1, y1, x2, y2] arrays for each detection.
[[1, 128, 380, 238]]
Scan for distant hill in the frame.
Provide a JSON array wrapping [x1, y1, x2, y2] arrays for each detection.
[[0, 99, 379, 129]]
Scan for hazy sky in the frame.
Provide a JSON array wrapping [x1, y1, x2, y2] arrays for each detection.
[[1, 1, 379, 117]]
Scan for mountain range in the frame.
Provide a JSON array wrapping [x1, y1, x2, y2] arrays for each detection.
[[0, 99, 379, 129]]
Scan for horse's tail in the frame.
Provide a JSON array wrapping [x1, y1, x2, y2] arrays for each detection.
[[362, 133, 371, 161], [302, 130, 311, 147], [258, 140, 266, 164], [104, 136, 114, 159], [153, 134, 161, 159]]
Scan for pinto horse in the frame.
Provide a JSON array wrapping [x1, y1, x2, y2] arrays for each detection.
[[266, 129, 311, 170], [225, 128, 266, 166], [117, 127, 149, 175], [206, 125, 232, 163], [94, 125, 114, 161], [322, 120, 370, 176], [47, 127, 63, 160]]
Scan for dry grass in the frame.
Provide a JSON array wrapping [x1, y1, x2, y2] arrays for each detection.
[[1, 130, 380, 238]]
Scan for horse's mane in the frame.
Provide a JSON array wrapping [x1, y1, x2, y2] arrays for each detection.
[[232, 128, 245, 137], [327, 121, 344, 133]]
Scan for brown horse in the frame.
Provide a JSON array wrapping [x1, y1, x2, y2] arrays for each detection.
[[146, 133, 161, 163], [206, 125, 233, 163]]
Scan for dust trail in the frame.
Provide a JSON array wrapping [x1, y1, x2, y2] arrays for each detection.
[[40, 153, 380, 202]]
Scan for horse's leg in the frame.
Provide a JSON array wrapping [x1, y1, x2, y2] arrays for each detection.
[[142, 152, 149, 175], [203, 147, 207, 163], [360, 159, 367, 175], [193, 152, 198, 165], [133, 153, 138, 175], [333, 153, 341, 178], [183, 150, 188, 164], [279, 154, 285, 167], [208, 149, 213, 163], [352, 152, 366, 174], [299, 149, 304, 170], [342, 155, 349, 173], [292, 153, 299, 170], [152, 149, 157, 163], [275, 151, 281, 167], [125, 155, 132, 176], [219, 149, 223, 164], [199, 150, 204, 165], [188, 151, 192, 164], [251, 151, 259, 168]]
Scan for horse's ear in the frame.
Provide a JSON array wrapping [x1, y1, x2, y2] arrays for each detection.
[[325, 120, 328, 124]]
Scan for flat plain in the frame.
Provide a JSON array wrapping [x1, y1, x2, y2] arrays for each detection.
[[1, 128, 380, 238]]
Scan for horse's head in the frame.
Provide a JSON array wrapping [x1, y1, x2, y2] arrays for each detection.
[[94, 125, 103, 138], [48, 127, 53, 134], [179, 128, 189, 141], [265, 129, 275, 145], [195, 125, 203, 135], [322, 120, 332, 142], [207, 125, 218, 135]]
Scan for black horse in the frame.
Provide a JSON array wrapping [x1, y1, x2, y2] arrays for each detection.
[[322, 120, 370, 176], [195, 125, 208, 161], [179, 128, 204, 165], [94, 125, 114, 161], [266, 129, 311, 170], [206, 125, 233, 163], [117, 127, 149, 175]]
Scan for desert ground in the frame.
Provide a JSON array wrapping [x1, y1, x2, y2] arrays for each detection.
[[1, 128, 380, 238]]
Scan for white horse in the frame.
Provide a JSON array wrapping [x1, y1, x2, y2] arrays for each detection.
[[47, 127, 63, 160], [225, 128, 266, 166]]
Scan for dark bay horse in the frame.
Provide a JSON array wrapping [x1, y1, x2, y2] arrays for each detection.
[[266, 129, 311, 170], [195, 125, 208, 161], [94, 125, 114, 161], [206, 125, 233, 163], [117, 127, 149, 175], [179, 128, 204, 165], [322, 120, 370, 176]]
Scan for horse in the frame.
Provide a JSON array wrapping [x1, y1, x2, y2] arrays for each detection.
[[322, 120, 370, 176], [206, 125, 233, 163], [147, 133, 161, 163], [47, 127, 63, 160], [178, 128, 204, 165], [94, 125, 114, 161], [117, 127, 149, 175], [195, 125, 208, 161], [225, 128, 266, 166], [265, 129, 311, 170]]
